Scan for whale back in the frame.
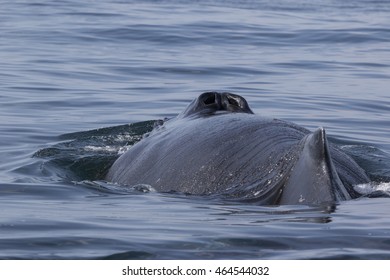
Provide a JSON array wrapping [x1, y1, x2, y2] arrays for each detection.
[[106, 92, 370, 205]]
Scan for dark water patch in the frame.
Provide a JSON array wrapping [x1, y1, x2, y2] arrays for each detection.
[[34, 121, 158, 181], [342, 145, 390, 182]]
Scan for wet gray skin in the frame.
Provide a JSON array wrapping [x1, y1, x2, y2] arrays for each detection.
[[106, 92, 370, 205]]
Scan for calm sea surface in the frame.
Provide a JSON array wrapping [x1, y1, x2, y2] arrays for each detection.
[[1, 0, 390, 259]]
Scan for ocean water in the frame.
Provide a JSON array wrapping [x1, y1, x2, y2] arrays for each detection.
[[1, 0, 390, 259]]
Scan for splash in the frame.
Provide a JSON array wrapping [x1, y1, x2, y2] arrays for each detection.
[[354, 182, 390, 197]]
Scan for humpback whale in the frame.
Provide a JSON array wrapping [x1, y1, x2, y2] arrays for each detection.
[[106, 92, 370, 205]]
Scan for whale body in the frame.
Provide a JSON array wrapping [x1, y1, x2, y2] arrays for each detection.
[[106, 92, 370, 205]]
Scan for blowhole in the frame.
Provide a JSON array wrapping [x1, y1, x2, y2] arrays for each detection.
[[203, 94, 216, 105], [226, 95, 240, 107]]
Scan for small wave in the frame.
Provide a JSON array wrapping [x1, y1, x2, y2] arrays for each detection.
[[33, 120, 158, 182], [73, 180, 156, 195]]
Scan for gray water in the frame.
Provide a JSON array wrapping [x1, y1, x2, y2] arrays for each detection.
[[1, 0, 390, 259]]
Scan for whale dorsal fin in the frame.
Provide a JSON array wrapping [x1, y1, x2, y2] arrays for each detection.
[[279, 127, 351, 205]]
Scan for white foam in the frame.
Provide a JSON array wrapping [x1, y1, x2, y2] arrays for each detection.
[[118, 145, 132, 155], [84, 145, 118, 153], [83, 144, 134, 154], [354, 182, 390, 195], [375, 182, 390, 192]]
